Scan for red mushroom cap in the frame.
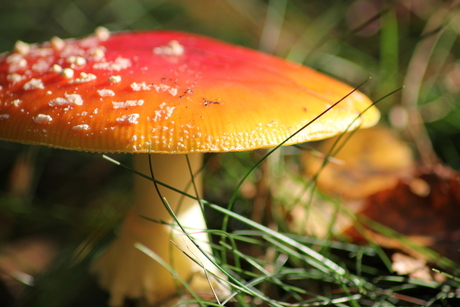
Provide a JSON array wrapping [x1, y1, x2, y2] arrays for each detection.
[[0, 29, 379, 153]]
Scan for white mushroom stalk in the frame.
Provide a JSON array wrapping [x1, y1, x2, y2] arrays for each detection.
[[92, 153, 221, 306]]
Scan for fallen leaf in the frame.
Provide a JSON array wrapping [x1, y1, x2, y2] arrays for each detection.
[[345, 165, 460, 262]]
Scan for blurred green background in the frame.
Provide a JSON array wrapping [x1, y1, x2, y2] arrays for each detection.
[[0, 0, 459, 306]]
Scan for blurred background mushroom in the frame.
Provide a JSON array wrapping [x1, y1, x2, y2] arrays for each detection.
[[302, 126, 415, 200]]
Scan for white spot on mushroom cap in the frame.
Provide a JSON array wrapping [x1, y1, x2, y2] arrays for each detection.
[[116, 113, 140, 124], [108, 75, 121, 83], [67, 94, 84, 105], [0, 114, 10, 119], [79, 36, 100, 48], [72, 124, 90, 130], [60, 68, 74, 78], [93, 57, 131, 71], [14, 40, 31, 55], [30, 47, 53, 58], [153, 40, 184, 56], [151, 102, 176, 122], [7, 73, 24, 83], [153, 110, 163, 122], [61, 44, 85, 58], [152, 106, 175, 122], [131, 82, 152, 91], [112, 100, 144, 109], [6, 53, 23, 64], [49, 98, 67, 106], [70, 72, 96, 83], [88, 47, 106, 61], [33, 114, 53, 124], [95, 26, 110, 41], [50, 36, 65, 50], [11, 99, 22, 107], [97, 89, 115, 97], [165, 106, 175, 118], [7, 56, 27, 72], [23, 78, 45, 90], [153, 84, 178, 96], [49, 94, 83, 107], [32, 59, 52, 72], [168, 88, 178, 96], [67, 55, 87, 66], [51, 64, 63, 73]]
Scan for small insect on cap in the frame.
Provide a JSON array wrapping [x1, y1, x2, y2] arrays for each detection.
[[0, 28, 379, 154]]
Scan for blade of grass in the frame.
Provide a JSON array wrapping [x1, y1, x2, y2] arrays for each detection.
[[135, 242, 207, 307]]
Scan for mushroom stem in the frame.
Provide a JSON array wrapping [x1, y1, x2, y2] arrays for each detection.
[[92, 153, 220, 306], [133, 153, 203, 222]]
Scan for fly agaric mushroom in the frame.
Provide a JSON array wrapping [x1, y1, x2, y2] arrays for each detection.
[[0, 28, 380, 305]]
